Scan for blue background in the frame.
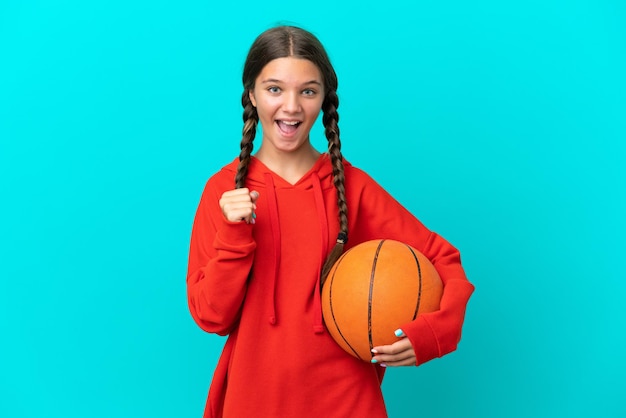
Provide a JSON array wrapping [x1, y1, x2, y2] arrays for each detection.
[[1, 1, 624, 417]]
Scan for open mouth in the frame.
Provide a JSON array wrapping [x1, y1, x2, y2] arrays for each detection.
[[276, 120, 302, 135]]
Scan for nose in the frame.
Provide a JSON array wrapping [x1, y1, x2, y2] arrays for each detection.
[[282, 91, 302, 113]]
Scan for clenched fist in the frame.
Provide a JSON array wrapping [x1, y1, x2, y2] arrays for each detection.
[[219, 188, 259, 224]]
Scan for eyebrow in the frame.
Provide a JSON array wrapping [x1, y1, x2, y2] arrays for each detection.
[[260, 78, 322, 86]]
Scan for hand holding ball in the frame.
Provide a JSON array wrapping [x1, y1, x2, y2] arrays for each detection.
[[321, 239, 443, 361]]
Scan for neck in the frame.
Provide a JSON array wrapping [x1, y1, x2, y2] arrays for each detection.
[[255, 143, 321, 185]]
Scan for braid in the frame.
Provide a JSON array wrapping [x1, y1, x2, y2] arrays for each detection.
[[239, 25, 343, 286], [235, 91, 258, 189], [320, 90, 348, 287]]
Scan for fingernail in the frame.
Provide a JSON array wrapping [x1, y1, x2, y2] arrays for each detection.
[[371, 349, 378, 354], [371, 358, 378, 364], [251, 219, 256, 224], [394, 329, 404, 337], [252, 213, 257, 219], [380, 363, 387, 368]]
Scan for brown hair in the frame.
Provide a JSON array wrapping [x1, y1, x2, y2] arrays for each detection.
[[236, 26, 347, 287]]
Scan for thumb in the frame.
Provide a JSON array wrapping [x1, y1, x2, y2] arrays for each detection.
[[394, 329, 406, 338]]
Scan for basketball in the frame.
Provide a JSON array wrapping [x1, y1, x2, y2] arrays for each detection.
[[321, 239, 443, 361]]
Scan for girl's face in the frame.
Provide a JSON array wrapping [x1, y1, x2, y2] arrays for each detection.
[[249, 57, 324, 155]]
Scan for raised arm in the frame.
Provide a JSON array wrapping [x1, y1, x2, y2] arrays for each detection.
[[186, 180, 258, 336]]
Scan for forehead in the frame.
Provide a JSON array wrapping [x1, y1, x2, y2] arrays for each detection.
[[256, 57, 322, 84]]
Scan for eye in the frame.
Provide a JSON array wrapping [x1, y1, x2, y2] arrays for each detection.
[[302, 88, 317, 96], [268, 86, 281, 94]]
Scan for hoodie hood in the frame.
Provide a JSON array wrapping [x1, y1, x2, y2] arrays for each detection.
[[238, 153, 336, 187]]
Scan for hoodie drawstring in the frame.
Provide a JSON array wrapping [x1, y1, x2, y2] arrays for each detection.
[[311, 173, 329, 334], [264, 173, 281, 326]]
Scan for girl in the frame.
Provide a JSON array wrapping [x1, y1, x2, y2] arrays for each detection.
[[187, 25, 474, 418]]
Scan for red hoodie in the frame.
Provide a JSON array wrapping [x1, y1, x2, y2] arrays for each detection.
[[187, 154, 474, 418]]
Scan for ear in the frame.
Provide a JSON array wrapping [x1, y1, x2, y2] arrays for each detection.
[[249, 90, 257, 107]]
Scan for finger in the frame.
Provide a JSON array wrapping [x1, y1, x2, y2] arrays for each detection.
[[230, 209, 255, 223], [371, 350, 416, 367], [221, 202, 257, 223], [221, 199, 257, 212], [378, 357, 416, 367], [247, 191, 259, 223], [247, 191, 260, 224], [221, 188, 251, 198], [372, 337, 412, 355], [220, 192, 256, 206], [372, 343, 413, 360], [371, 337, 416, 367]]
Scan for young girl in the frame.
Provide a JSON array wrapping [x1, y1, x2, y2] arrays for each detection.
[[187, 25, 474, 418]]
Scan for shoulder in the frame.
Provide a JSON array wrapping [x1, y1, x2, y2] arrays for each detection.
[[205, 157, 239, 188], [342, 158, 396, 206], [197, 157, 239, 203], [343, 159, 379, 188]]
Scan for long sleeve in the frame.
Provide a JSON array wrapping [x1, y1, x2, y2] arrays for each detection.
[[347, 167, 475, 365], [186, 178, 256, 336]]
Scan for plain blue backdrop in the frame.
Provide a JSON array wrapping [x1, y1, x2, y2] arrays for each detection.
[[1, 1, 624, 417]]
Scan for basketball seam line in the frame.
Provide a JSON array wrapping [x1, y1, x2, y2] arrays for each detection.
[[368, 240, 385, 356], [328, 251, 362, 360], [407, 245, 423, 320]]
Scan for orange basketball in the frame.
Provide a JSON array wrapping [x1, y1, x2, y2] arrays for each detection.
[[321, 239, 443, 361]]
